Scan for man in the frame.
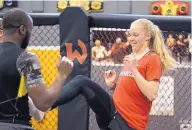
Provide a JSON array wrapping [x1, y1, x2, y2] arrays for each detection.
[[108, 37, 126, 64], [0, 8, 73, 130], [0, 16, 45, 123], [91, 39, 108, 62]]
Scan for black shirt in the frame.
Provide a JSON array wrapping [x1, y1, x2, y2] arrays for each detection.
[[0, 42, 44, 126]]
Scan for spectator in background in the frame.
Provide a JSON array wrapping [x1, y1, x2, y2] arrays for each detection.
[[108, 37, 126, 64], [167, 33, 175, 49], [166, 33, 177, 59], [176, 33, 187, 63], [189, 34, 192, 54], [184, 34, 191, 62], [0, 18, 2, 41], [123, 31, 132, 55], [91, 39, 108, 62]]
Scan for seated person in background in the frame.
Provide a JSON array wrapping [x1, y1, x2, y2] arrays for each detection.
[[123, 31, 132, 55], [166, 33, 175, 50], [176, 33, 187, 63], [189, 34, 192, 54], [0, 18, 3, 41], [183, 33, 190, 46], [183, 34, 191, 62], [108, 37, 126, 64], [166, 33, 177, 59], [91, 40, 108, 62]]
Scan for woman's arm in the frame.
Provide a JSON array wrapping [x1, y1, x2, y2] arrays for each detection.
[[132, 68, 160, 101], [125, 54, 162, 101]]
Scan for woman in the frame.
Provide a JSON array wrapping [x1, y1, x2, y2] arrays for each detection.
[[52, 19, 176, 130]]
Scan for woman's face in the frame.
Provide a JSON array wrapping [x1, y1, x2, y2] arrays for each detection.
[[129, 23, 150, 53]]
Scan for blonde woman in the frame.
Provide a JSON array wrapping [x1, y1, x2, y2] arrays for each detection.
[[52, 19, 176, 130]]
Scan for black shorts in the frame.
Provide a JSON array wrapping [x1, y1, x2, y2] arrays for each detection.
[[100, 96, 135, 130], [108, 103, 135, 130], [0, 122, 34, 130]]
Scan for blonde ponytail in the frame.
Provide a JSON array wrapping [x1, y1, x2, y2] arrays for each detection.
[[152, 25, 177, 72], [133, 18, 177, 72]]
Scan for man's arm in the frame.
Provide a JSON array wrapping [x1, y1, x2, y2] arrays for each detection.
[[102, 47, 108, 57], [16, 52, 73, 112], [28, 96, 45, 121], [28, 75, 67, 112], [91, 47, 96, 60]]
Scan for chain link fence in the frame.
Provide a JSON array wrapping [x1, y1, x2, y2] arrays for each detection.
[[90, 28, 191, 130], [28, 25, 60, 130]]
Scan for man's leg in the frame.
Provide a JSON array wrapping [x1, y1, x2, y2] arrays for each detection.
[[52, 75, 114, 129]]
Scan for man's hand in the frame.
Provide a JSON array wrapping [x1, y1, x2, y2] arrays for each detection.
[[57, 56, 73, 80], [104, 70, 116, 88]]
